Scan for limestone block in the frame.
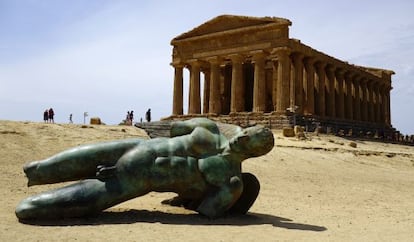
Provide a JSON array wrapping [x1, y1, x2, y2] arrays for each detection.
[[282, 128, 295, 137], [90, 117, 102, 125]]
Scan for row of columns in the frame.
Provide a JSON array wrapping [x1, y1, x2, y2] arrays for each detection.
[[172, 48, 391, 125]]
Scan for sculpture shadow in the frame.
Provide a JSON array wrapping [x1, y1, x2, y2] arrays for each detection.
[[19, 210, 326, 232]]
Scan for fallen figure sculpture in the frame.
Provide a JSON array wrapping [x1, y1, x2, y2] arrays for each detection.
[[15, 118, 274, 220]]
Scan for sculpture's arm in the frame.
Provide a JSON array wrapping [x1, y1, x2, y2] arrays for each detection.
[[170, 118, 220, 137], [196, 175, 243, 218], [197, 155, 243, 218]]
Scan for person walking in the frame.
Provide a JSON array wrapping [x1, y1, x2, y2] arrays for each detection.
[[145, 108, 151, 122]]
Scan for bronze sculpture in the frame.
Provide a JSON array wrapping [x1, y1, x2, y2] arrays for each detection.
[[15, 118, 274, 220]]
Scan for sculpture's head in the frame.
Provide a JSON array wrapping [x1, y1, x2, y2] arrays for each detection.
[[229, 125, 274, 158]]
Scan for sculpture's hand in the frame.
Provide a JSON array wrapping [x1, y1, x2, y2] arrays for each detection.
[[96, 165, 117, 181], [197, 175, 243, 218]]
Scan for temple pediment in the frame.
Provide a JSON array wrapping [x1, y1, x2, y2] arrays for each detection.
[[172, 15, 291, 42]]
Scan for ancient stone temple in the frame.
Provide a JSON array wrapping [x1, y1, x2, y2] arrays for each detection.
[[165, 15, 395, 137]]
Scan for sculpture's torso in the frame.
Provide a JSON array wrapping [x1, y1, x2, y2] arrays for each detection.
[[115, 126, 229, 199]]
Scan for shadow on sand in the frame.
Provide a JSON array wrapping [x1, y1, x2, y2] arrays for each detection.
[[19, 210, 326, 232]]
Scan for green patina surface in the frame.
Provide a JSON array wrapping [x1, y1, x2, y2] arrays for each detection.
[[16, 118, 274, 221]]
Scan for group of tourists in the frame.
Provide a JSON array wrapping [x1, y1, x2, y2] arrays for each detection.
[[43, 108, 55, 123], [125, 109, 151, 125], [125, 110, 134, 125], [42, 108, 152, 125]]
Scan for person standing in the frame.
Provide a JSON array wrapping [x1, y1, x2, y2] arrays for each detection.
[[69, 114, 73, 124], [126, 111, 131, 125], [43, 110, 49, 123], [145, 108, 151, 122], [48, 108, 54, 123], [129, 111, 134, 125]]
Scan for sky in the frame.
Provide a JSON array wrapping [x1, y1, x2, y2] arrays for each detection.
[[1, 0, 414, 134]]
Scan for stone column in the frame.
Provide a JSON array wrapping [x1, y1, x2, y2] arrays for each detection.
[[207, 57, 221, 114], [273, 48, 291, 113], [304, 57, 316, 115], [380, 86, 386, 124], [374, 84, 381, 123], [367, 81, 375, 122], [353, 76, 361, 121], [360, 78, 368, 122], [384, 86, 391, 126], [188, 61, 201, 114], [271, 59, 278, 112], [344, 72, 354, 120], [252, 51, 266, 112], [202, 68, 210, 114], [315, 61, 327, 117], [292, 53, 304, 114], [172, 63, 184, 115], [326, 65, 336, 118], [229, 54, 244, 113], [222, 65, 232, 114], [336, 69, 345, 119], [379, 85, 386, 124]]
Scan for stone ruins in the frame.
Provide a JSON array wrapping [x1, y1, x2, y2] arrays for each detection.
[[164, 15, 396, 138]]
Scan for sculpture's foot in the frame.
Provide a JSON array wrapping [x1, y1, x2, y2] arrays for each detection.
[[16, 179, 124, 221], [23, 161, 41, 186], [227, 172, 260, 215]]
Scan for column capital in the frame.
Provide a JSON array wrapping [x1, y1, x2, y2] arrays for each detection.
[[359, 76, 369, 84], [378, 82, 387, 91], [366, 79, 377, 88], [187, 59, 201, 67], [303, 56, 316, 66], [325, 64, 336, 72], [335, 68, 346, 77], [353, 75, 363, 83], [291, 52, 305, 64], [291, 51, 304, 59], [383, 84, 392, 92], [170, 62, 185, 68], [228, 54, 244, 63], [368, 78, 381, 86], [344, 71, 356, 79], [315, 61, 327, 70], [205, 56, 222, 64], [251, 50, 267, 61], [271, 47, 291, 57]]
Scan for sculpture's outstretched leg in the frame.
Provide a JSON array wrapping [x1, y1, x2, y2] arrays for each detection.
[[15, 177, 149, 220], [161, 172, 260, 215], [24, 138, 143, 186]]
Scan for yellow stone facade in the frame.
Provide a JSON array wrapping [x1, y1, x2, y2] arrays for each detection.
[[169, 15, 394, 128]]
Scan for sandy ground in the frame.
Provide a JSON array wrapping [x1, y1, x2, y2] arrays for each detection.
[[0, 120, 413, 242]]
